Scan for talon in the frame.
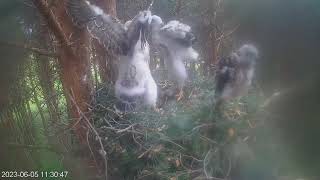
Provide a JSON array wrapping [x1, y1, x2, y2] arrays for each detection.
[[153, 107, 160, 113], [176, 89, 184, 101]]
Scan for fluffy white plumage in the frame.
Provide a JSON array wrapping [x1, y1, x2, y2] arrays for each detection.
[[215, 44, 259, 104], [67, 0, 157, 110], [160, 20, 191, 39], [85, 1, 104, 15], [151, 16, 199, 90], [86, 3, 156, 109], [115, 31, 157, 109]]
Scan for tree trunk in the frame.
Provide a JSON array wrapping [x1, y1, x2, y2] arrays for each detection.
[[93, 0, 117, 16], [210, 37, 219, 67], [201, 24, 219, 75], [33, 0, 93, 143], [59, 46, 92, 143], [175, 0, 183, 17], [33, 1, 117, 178]]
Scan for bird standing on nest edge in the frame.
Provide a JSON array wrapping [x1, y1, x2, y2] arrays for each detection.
[[150, 16, 199, 101], [214, 44, 259, 109]]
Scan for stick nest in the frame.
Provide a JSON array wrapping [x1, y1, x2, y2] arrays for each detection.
[[89, 77, 266, 180]]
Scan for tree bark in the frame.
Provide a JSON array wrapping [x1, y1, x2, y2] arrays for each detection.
[[175, 0, 183, 17], [202, 36, 219, 75], [33, 0, 92, 144], [210, 37, 219, 67], [33, 1, 107, 178], [92, 0, 117, 16], [55, 2, 92, 144], [32, 0, 74, 56]]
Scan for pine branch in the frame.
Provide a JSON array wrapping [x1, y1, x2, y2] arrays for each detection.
[[6, 143, 65, 154], [31, 0, 75, 57], [0, 41, 58, 58]]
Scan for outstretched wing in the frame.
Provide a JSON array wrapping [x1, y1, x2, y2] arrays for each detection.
[[160, 20, 196, 47], [67, 0, 129, 55]]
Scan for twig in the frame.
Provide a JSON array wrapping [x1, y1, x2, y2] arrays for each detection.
[[68, 92, 108, 180], [116, 123, 137, 133], [86, 129, 100, 173], [203, 148, 230, 180], [181, 154, 203, 163], [138, 145, 154, 159], [6, 143, 64, 154], [216, 24, 240, 41], [200, 135, 219, 145], [157, 132, 185, 150], [101, 126, 143, 135], [103, 117, 114, 128], [98, 104, 125, 121], [147, 0, 154, 11], [192, 123, 215, 131], [132, 133, 145, 150], [175, 169, 203, 179], [32, 0, 75, 57], [0, 41, 58, 57]]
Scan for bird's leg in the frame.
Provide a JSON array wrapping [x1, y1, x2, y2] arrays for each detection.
[[176, 87, 184, 101], [153, 106, 161, 113]]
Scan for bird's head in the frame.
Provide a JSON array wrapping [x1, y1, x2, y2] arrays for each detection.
[[158, 20, 199, 61], [149, 15, 163, 45], [230, 52, 240, 61], [150, 15, 163, 28], [238, 44, 258, 60], [128, 10, 152, 51], [124, 20, 132, 30], [237, 44, 259, 65], [185, 32, 197, 46], [137, 10, 152, 25]]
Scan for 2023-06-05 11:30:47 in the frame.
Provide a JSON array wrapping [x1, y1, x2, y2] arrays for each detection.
[[1, 171, 68, 178]]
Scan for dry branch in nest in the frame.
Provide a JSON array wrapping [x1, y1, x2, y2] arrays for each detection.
[[85, 77, 266, 179]]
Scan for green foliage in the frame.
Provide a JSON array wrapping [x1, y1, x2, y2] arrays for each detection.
[[90, 76, 299, 179]]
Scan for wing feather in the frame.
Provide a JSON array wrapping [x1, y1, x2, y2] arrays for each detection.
[[160, 20, 196, 47], [67, 0, 129, 55]]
